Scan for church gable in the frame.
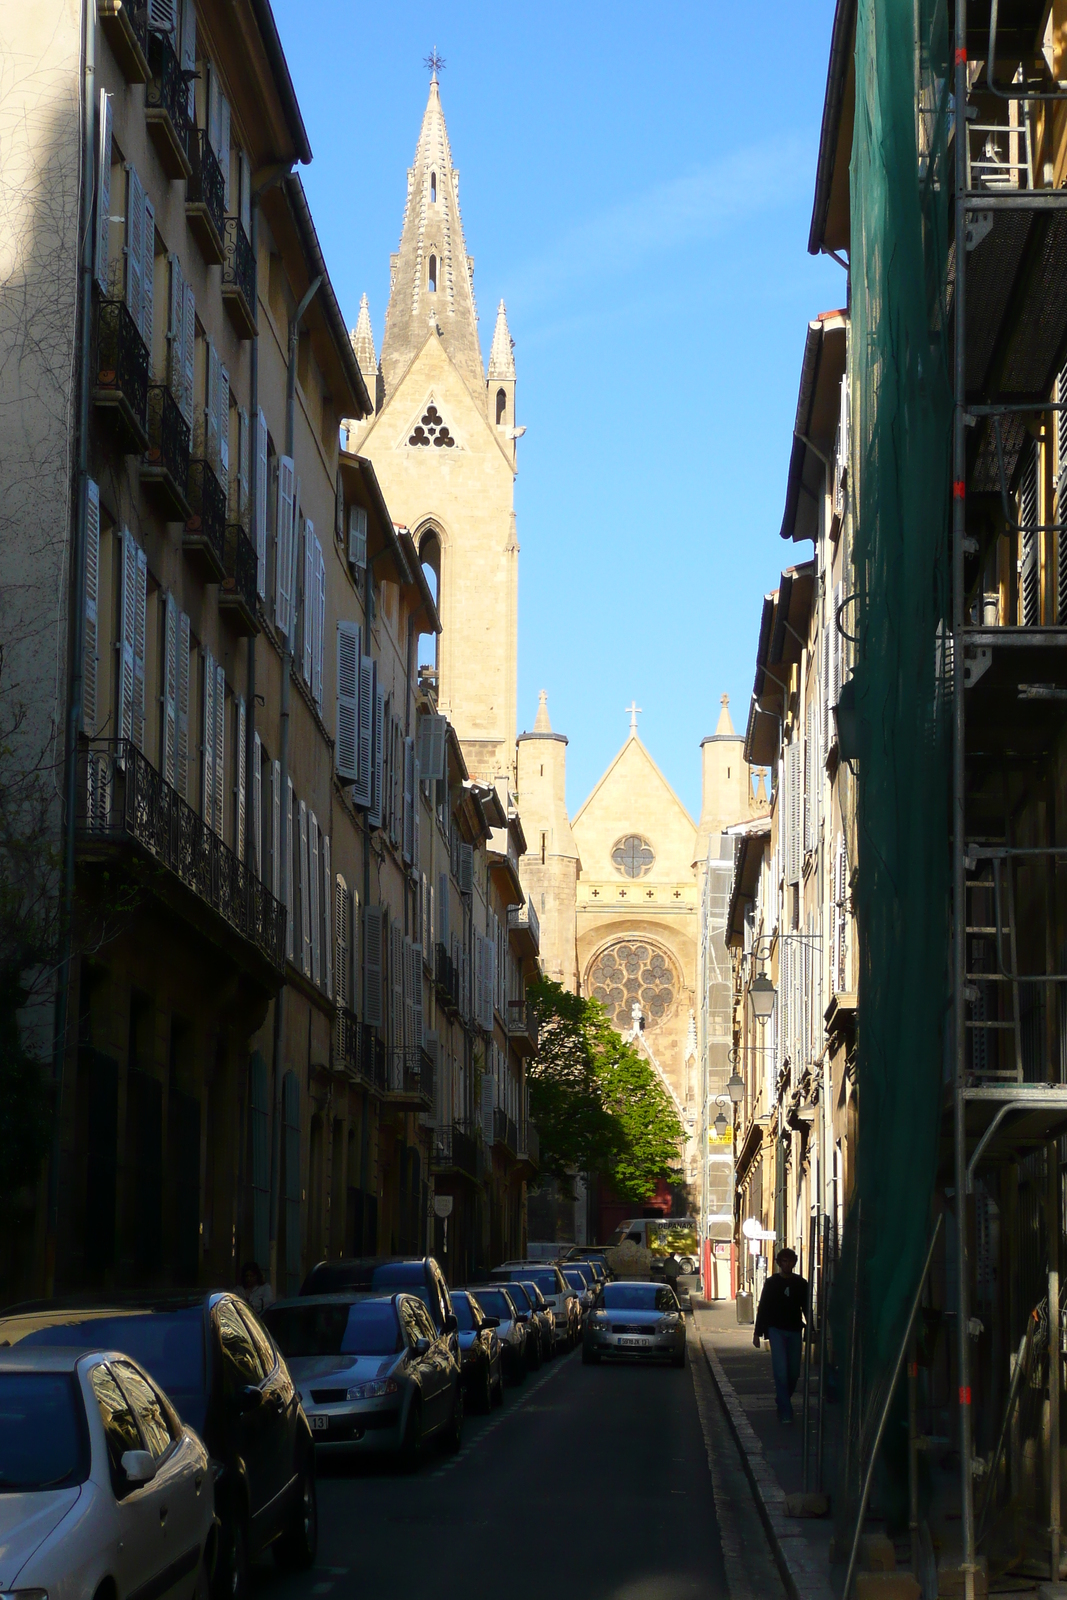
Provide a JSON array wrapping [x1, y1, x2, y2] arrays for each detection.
[[402, 395, 461, 451], [365, 332, 514, 473], [572, 736, 696, 882]]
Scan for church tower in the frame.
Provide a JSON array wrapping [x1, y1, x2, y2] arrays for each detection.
[[516, 692, 580, 989], [347, 73, 520, 785], [694, 695, 753, 868]]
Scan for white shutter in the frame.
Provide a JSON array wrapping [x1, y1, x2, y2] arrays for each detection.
[[118, 530, 136, 742], [309, 810, 321, 986], [335, 624, 360, 782], [402, 933, 412, 1050], [302, 521, 315, 685], [237, 407, 249, 525], [95, 92, 112, 296], [219, 92, 231, 210], [141, 194, 154, 353], [285, 777, 294, 960], [217, 365, 229, 498], [364, 905, 383, 1028], [124, 166, 143, 333], [411, 942, 424, 1048], [162, 592, 178, 784], [177, 611, 190, 796], [417, 715, 447, 782], [348, 504, 367, 569], [391, 922, 404, 1050], [235, 695, 246, 861], [207, 62, 222, 157], [413, 755, 421, 870], [214, 661, 225, 836], [147, 0, 176, 31], [272, 759, 281, 899], [403, 737, 415, 864], [335, 875, 350, 1010], [354, 654, 373, 807], [178, 0, 195, 114], [276, 455, 295, 635], [84, 480, 100, 736], [298, 800, 311, 975], [167, 255, 185, 410], [370, 679, 384, 828], [438, 873, 450, 950], [205, 339, 219, 468], [201, 648, 215, 820], [313, 541, 326, 709], [322, 833, 333, 1000], [252, 730, 262, 875], [132, 544, 147, 751], [181, 282, 196, 429], [831, 581, 844, 709], [459, 843, 473, 895], [254, 410, 268, 596]]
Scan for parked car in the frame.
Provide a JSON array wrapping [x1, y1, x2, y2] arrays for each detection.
[[0, 1295, 317, 1598], [299, 1258, 456, 1346], [0, 1345, 214, 1600], [450, 1291, 503, 1413], [582, 1281, 687, 1367], [560, 1247, 613, 1279], [264, 1293, 462, 1471], [516, 1280, 559, 1360], [466, 1286, 527, 1384], [560, 1266, 595, 1328], [497, 1282, 546, 1368], [492, 1264, 578, 1348]]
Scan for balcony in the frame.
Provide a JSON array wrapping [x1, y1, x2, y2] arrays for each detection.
[[430, 1121, 479, 1181], [98, 0, 149, 84], [507, 899, 540, 959], [516, 1122, 539, 1172], [506, 997, 539, 1055], [142, 385, 190, 519], [145, 29, 191, 179], [78, 739, 285, 975], [492, 1105, 518, 1155], [435, 941, 460, 1011], [186, 130, 226, 266], [184, 460, 226, 581], [93, 299, 148, 453], [219, 525, 258, 636], [222, 217, 257, 339], [384, 1046, 434, 1108], [334, 1010, 387, 1092]]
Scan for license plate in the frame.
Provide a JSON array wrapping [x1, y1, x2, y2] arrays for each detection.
[[310, 1415, 329, 1431], [619, 1337, 650, 1348]]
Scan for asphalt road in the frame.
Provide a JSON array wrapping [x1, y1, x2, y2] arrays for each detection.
[[253, 1324, 769, 1600]]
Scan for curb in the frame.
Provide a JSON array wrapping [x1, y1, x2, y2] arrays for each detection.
[[697, 1325, 835, 1600]]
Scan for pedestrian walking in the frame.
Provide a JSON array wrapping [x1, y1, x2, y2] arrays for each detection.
[[753, 1247, 807, 1423], [240, 1260, 275, 1314]]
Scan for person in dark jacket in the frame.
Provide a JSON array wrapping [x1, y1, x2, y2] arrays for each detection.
[[753, 1248, 807, 1423]]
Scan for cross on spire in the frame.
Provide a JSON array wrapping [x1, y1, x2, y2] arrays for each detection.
[[627, 701, 642, 735], [424, 46, 445, 80]]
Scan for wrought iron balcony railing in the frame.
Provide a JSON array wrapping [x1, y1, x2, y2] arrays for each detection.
[[516, 1122, 539, 1169], [186, 129, 226, 264], [507, 898, 540, 956], [506, 997, 539, 1052], [492, 1105, 518, 1153], [78, 738, 285, 972], [220, 524, 258, 635], [223, 217, 257, 338], [93, 299, 149, 452], [145, 28, 192, 179], [430, 1121, 479, 1180], [334, 1009, 387, 1091], [98, 0, 149, 85], [142, 384, 190, 518], [384, 1046, 434, 1105], [185, 459, 226, 580], [435, 941, 460, 1010]]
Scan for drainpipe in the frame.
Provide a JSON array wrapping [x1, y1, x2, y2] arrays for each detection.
[[48, 0, 98, 1294], [268, 272, 322, 1273], [245, 195, 260, 869]]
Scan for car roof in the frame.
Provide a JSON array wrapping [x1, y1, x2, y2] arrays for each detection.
[[269, 1292, 398, 1310], [603, 1279, 664, 1288], [306, 1256, 433, 1273], [0, 1346, 90, 1373]]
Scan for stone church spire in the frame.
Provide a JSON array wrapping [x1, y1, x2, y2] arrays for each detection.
[[488, 300, 516, 380], [380, 77, 484, 403], [350, 293, 377, 401]]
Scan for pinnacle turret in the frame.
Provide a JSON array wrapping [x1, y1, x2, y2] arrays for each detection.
[[350, 293, 377, 398], [488, 300, 516, 381]]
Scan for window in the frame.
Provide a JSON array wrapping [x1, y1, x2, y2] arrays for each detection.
[[90, 1364, 143, 1495], [430, 171, 437, 203], [215, 1298, 265, 1390], [587, 940, 678, 1030], [611, 834, 655, 878], [428, 254, 437, 292], [496, 387, 507, 425], [408, 404, 454, 449], [112, 1362, 175, 1457]]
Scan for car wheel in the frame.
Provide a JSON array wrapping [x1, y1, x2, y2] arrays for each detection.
[[399, 1397, 424, 1474], [444, 1383, 464, 1453], [193, 1552, 211, 1600], [273, 1468, 318, 1571], [582, 1345, 599, 1366], [212, 1507, 249, 1600]]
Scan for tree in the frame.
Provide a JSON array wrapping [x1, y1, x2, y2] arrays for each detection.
[[527, 977, 685, 1202]]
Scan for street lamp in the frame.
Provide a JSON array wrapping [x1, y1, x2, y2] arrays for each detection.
[[713, 1107, 729, 1140], [749, 972, 776, 1024], [726, 1068, 744, 1104]]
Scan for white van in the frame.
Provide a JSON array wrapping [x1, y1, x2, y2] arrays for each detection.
[[610, 1217, 699, 1267]]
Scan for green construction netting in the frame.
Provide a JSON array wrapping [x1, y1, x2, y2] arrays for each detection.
[[838, 0, 953, 1527]]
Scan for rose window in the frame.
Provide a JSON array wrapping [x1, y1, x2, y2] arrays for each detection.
[[588, 941, 678, 1030], [409, 404, 455, 448], [611, 834, 655, 878]]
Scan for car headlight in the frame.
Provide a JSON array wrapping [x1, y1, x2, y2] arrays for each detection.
[[347, 1378, 399, 1400], [2, 1591, 49, 1600], [655, 1317, 680, 1333], [592, 1311, 608, 1324]]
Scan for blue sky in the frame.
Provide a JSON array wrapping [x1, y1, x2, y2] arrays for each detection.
[[271, 0, 843, 818]]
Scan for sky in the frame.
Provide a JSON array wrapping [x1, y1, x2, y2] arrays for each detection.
[[270, 0, 844, 819]]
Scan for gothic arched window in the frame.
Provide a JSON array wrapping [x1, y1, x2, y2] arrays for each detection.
[[430, 171, 437, 203], [428, 254, 437, 292], [496, 388, 507, 425]]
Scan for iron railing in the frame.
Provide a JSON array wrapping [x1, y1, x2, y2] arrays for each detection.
[[221, 524, 257, 615], [223, 217, 256, 329], [94, 299, 148, 435], [145, 29, 191, 162], [334, 1010, 387, 1091], [384, 1046, 434, 1103], [78, 739, 285, 971], [145, 384, 190, 499], [508, 897, 540, 949], [507, 997, 539, 1049], [517, 1122, 539, 1168], [435, 942, 460, 1009], [187, 129, 226, 246], [430, 1121, 479, 1179], [492, 1106, 518, 1153], [186, 459, 226, 571]]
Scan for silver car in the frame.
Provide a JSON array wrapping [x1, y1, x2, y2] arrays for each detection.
[[264, 1292, 463, 1472], [582, 1280, 687, 1366], [0, 1346, 214, 1600], [492, 1264, 579, 1349], [560, 1266, 595, 1329]]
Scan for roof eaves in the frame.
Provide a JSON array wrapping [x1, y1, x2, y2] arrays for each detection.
[[248, 0, 312, 165], [283, 175, 372, 418], [809, 0, 857, 256]]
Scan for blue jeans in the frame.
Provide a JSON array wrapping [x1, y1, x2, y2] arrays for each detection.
[[768, 1328, 803, 1420]]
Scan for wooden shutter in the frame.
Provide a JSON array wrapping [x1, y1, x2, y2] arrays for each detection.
[[234, 695, 246, 861], [162, 592, 178, 783], [124, 166, 143, 333], [417, 715, 447, 782], [313, 540, 326, 709], [84, 479, 100, 736], [218, 92, 231, 210], [335, 875, 349, 1010], [147, 0, 176, 31], [402, 737, 415, 864], [391, 922, 404, 1050], [276, 455, 295, 635], [302, 521, 315, 685], [787, 740, 802, 884], [438, 872, 450, 949], [201, 649, 215, 823], [95, 92, 112, 295], [354, 653, 373, 807], [412, 754, 420, 871], [370, 679, 384, 828], [322, 832, 333, 1000], [252, 730, 262, 875], [237, 407, 249, 525], [205, 339, 219, 468], [118, 530, 136, 742], [285, 777, 294, 961], [308, 809, 321, 987], [217, 365, 229, 498], [831, 581, 844, 708], [348, 504, 367, 569], [335, 623, 360, 782], [254, 409, 268, 596], [459, 843, 473, 895], [178, 0, 195, 113], [141, 193, 154, 353], [364, 905, 383, 1028], [411, 940, 424, 1048], [181, 282, 195, 430], [177, 611, 190, 796], [271, 759, 281, 899], [297, 799, 310, 975], [132, 543, 147, 751], [214, 661, 225, 836], [207, 62, 222, 157], [167, 255, 184, 410]]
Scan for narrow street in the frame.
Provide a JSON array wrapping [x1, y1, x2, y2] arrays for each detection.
[[257, 1315, 786, 1600]]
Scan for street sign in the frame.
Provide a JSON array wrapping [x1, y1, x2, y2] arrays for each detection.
[[433, 1195, 453, 1218]]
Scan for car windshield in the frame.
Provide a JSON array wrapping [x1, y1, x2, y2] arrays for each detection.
[[512, 1269, 559, 1294], [265, 1301, 402, 1357], [601, 1284, 663, 1311], [9, 1309, 205, 1427], [520, 1282, 547, 1308], [450, 1295, 477, 1333], [470, 1290, 512, 1320], [563, 1271, 586, 1292], [0, 1372, 89, 1492]]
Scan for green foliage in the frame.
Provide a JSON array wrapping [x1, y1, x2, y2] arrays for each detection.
[[527, 978, 684, 1202]]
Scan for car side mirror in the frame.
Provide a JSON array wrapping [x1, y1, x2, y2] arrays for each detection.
[[442, 1313, 458, 1335], [482, 1316, 500, 1329], [516, 1313, 529, 1323], [235, 1384, 263, 1414], [413, 1337, 431, 1356], [121, 1449, 157, 1485]]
